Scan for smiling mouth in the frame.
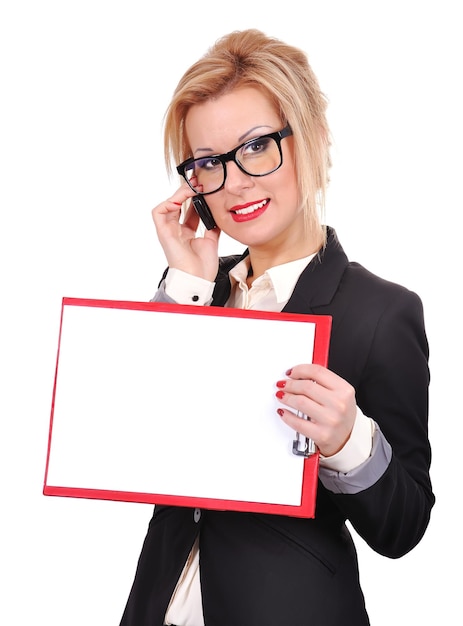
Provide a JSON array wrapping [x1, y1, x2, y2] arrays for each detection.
[[230, 199, 269, 222], [232, 199, 269, 215]]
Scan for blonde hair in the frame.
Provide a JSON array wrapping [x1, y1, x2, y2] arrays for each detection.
[[164, 29, 331, 240]]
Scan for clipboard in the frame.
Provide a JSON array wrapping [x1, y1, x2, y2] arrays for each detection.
[[43, 298, 331, 518]]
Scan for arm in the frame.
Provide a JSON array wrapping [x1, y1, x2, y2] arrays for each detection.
[[276, 288, 434, 557], [333, 288, 434, 557], [152, 269, 214, 306]]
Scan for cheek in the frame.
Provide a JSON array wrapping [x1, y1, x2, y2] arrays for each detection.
[[275, 169, 299, 206]]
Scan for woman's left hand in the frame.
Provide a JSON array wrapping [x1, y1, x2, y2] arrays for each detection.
[[275, 364, 357, 457]]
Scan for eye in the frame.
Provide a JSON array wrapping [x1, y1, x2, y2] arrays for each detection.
[[242, 136, 272, 157], [195, 156, 222, 171]]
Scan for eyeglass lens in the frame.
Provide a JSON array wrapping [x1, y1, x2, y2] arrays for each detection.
[[184, 135, 282, 194]]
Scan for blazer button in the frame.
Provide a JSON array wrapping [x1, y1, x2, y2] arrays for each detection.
[[194, 508, 201, 523]]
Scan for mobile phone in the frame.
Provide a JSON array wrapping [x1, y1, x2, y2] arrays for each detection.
[[192, 195, 217, 230]]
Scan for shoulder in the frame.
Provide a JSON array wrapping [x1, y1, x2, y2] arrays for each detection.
[[340, 261, 424, 317]]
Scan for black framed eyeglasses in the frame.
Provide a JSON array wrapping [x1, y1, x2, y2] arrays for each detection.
[[176, 125, 293, 196]]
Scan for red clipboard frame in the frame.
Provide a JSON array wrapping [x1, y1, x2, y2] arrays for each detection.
[[44, 297, 332, 518]]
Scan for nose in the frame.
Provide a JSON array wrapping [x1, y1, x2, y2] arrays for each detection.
[[223, 160, 254, 194]]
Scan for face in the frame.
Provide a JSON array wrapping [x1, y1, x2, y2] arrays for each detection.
[[185, 87, 306, 256]]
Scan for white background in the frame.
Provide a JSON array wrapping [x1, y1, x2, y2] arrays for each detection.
[[1, 1, 461, 624]]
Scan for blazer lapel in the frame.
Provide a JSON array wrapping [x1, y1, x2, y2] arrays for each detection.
[[283, 227, 349, 314], [211, 227, 349, 313], [211, 250, 249, 306]]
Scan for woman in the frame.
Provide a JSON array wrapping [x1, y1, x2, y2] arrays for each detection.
[[120, 29, 434, 626]]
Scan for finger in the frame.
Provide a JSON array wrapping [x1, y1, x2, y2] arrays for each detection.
[[277, 405, 352, 457], [151, 183, 196, 219], [275, 385, 321, 421], [276, 376, 326, 408], [152, 199, 181, 221], [183, 201, 200, 230], [286, 363, 341, 390], [171, 182, 198, 205], [277, 408, 315, 438], [277, 371, 356, 427]]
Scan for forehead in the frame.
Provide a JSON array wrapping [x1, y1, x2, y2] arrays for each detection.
[[185, 87, 281, 152]]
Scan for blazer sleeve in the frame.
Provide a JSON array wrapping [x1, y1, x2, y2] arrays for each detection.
[[326, 285, 434, 558]]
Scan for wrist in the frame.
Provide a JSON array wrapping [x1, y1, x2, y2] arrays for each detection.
[[165, 268, 215, 305]]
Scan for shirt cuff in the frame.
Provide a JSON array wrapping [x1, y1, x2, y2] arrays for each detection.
[[318, 426, 392, 494], [319, 407, 374, 473], [165, 268, 215, 306]]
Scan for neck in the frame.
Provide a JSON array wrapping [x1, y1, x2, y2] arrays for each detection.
[[247, 229, 324, 283]]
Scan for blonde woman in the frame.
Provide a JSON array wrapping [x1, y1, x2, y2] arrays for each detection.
[[120, 29, 434, 626]]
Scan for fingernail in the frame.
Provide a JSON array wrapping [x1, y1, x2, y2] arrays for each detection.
[[276, 380, 286, 388], [276, 390, 285, 399], [285, 368, 292, 376], [277, 408, 284, 417]]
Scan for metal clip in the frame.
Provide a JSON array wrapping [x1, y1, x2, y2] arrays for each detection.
[[292, 411, 316, 457]]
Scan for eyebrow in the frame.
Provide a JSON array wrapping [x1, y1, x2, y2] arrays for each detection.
[[193, 125, 274, 156]]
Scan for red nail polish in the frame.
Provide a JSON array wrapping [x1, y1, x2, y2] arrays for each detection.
[[276, 390, 285, 399], [285, 368, 292, 376], [276, 380, 286, 388], [277, 408, 284, 417]]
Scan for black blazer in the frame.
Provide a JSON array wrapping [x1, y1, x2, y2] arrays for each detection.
[[120, 228, 434, 626]]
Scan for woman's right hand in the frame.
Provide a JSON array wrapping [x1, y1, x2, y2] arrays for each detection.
[[151, 183, 220, 282]]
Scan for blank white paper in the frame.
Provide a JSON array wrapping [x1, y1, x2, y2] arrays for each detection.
[[46, 302, 318, 506]]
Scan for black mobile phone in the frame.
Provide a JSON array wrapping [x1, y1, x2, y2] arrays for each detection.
[[192, 195, 217, 230]]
